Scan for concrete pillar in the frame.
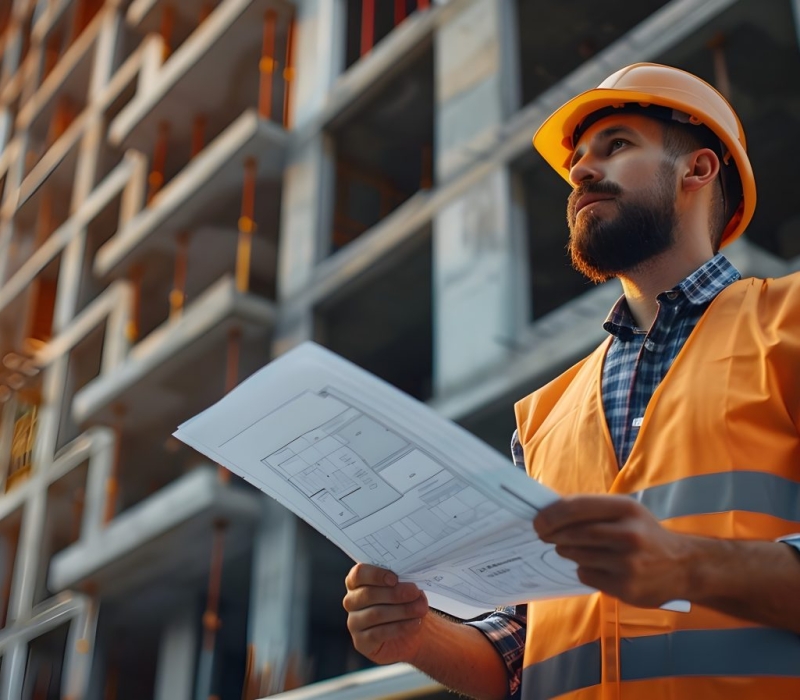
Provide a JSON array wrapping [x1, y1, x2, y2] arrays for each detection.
[[291, 0, 346, 130], [273, 305, 316, 356], [0, 641, 26, 700], [276, 0, 345, 302], [247, 499, 310, 695], [276, 134, 337, 300], [432, 0, 528, 395], [7, 488, 46, 623], [62, 597, 99, 700], [154, 597, 198, 700]]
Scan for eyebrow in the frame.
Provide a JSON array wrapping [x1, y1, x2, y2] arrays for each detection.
[[570, 125, 639, 168]]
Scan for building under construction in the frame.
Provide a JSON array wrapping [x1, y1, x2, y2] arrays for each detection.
[[0, 0, 798, 698]]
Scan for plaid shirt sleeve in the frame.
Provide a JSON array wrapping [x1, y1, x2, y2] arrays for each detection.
[[463, 429, 528, 699]]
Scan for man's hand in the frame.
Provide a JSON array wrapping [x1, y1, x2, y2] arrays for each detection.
[[534, 495, 692, 608], [343, 563, 430, 666]]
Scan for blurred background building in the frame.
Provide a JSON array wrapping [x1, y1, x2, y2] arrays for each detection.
[[0, 0, 798, 698]]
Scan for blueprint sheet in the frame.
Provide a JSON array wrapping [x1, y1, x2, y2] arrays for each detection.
[[174, 342, 592, 619]]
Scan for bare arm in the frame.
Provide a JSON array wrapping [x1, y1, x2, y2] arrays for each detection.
[[535, 495, 800, 633], [343, 563, 510, 700]]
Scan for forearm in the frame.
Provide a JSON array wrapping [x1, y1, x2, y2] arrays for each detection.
[[685, 536, 800, 633], [410, 612, 510, 700]]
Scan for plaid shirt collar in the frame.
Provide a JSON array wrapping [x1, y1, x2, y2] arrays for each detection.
[[602, 253, 741, 339]]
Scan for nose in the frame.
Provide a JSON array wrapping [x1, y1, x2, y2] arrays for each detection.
[[568, 150, 603, 187]]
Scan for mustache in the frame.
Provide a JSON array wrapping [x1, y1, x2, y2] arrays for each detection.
[[567, 181, 623, 221]]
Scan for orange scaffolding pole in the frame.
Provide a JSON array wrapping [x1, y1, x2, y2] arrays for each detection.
[[191, 114, 207, 159], [259, 11, 278, 120], [169, 232, 191, 319], [160, 4, 175, 61], [395, 0, 407, 25], [361, 0, 375, 56], [104, 405, 125, 524], [282, 16, 296, 129], [236, 158, 257, 293], [147, 122, 170, 204], [126, 264, 143, 342]]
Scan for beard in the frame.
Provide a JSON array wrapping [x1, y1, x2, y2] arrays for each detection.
[[566, 162, 678, 283]]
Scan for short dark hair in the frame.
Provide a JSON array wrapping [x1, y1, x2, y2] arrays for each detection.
[[660, 120, 735, 252]]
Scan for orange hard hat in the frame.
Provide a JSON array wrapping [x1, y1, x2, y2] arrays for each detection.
[[532, 63, 755, 246]]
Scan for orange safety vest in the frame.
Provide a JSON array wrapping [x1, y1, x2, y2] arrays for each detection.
[[515, 274, 800, 700]]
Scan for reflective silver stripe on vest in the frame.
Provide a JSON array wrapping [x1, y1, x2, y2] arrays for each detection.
[[622, 628, 800, 680], [632, 471, 800, 522], [522, 628, 800, 699], [522, 640, 601, 700]]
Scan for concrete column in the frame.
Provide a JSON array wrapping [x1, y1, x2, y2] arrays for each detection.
[[432, 0, 527, 395], [79, 427, 116, 540], [0, 641, 26, 700], [434, 0, 518, 183], [247, 499, 310, 695], [291, 0, 346, 130], [154, 597, 198, 700], [273, 306, 315, 356], [7, 488, 46, 624], [276, 0, 345, 300], [277, 133, 337, 300], [62, 597, 99, 700]]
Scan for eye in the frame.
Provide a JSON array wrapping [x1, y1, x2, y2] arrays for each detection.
[[609, 138, 628, 153]]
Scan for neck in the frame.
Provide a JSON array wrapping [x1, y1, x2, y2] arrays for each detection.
[[618, 246, 715, 330]]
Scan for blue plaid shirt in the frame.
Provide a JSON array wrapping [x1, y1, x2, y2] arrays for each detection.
[[465, 254, 741, 698]]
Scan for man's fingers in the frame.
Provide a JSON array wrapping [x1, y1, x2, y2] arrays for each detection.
[[345, 563, 398, 590], [554, 544, 626, 571], [543, 520, 645, 550], [343, 581, 423, 613], [346, 595, 428, 635], [535, 495, 644, 537]]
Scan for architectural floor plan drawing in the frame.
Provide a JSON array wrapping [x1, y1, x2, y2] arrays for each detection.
[[176, 343, 592, 618]]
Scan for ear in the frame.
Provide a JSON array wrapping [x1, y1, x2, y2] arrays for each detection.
[[681, 148, 720, 192]]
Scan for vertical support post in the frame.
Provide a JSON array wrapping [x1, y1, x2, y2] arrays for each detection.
[[160, 5, 175, 61], [361, 0, 375, 56], [417, 0, 430, 10], [33, 187, 53, 246], [104, 405, 125, 524], [147, 122, 170, 204], [225, 328, 240, 397], [708, 33, 731, 99], [236, 158, 257, 293], [169, 232, 190, 320], [420, 143, 433, 190], [125, 265, 143, 342], [104, 664, 118, 700], [71, 486, 84, 542], [282, 16, 296, 129], [190, 115, 207, 159], [196, 519, 228, 700], [44, 31, 63, 79], [259, 11, 278, 120], [70, 0, 88, 43], [395, 0, 407, 25]]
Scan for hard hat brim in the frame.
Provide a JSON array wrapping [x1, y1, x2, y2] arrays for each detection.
[[532, 87, 756, 246]]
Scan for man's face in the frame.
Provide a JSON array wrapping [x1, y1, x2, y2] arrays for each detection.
[[566, 114, 679, 283]]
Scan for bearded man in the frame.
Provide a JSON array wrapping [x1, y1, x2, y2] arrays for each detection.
[[342, 64, 800, 700]]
